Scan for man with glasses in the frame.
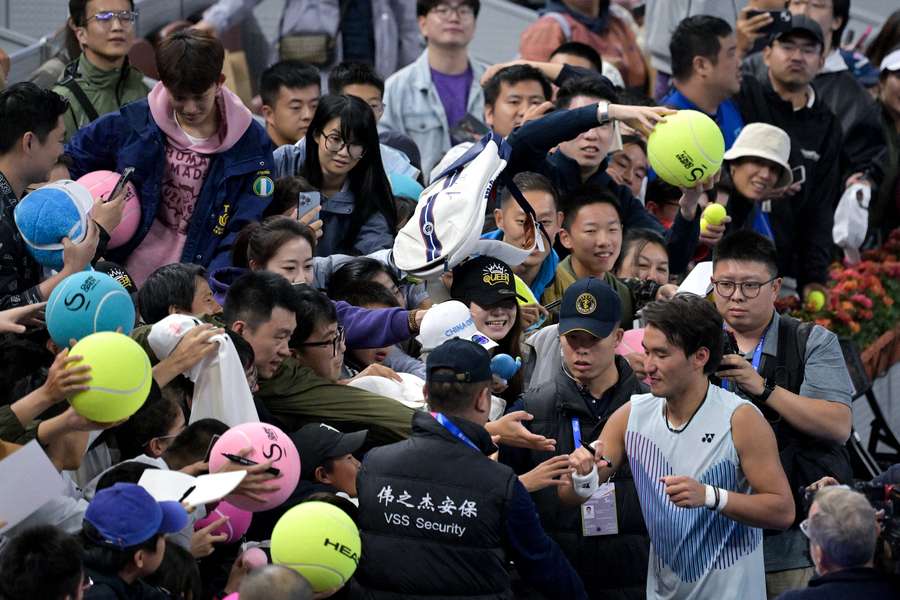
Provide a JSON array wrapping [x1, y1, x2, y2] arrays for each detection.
[[734, 15, 843, 300], [380, 0, 486, 180], [327, 61, 421, 180], [54, 0, 149, 141], [710, 230, 853, 597]]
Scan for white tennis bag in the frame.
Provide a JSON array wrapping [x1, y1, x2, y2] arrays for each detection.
[[393, 132, 544, 279]]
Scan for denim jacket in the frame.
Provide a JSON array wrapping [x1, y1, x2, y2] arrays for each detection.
[[273, 139, 394, 256], [380, 50, 488, 180]]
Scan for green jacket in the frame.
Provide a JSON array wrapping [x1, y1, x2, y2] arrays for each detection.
[[256, 358, 414, 446], [131, 323, 413, 446], [540, 256, 635, 329], [53, 55, 149, 141]]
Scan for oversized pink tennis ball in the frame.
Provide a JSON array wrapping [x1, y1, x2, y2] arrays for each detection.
[[208, 422, 301, 511], [78, 170, 141, 249], [241, 547, 269, 570], [194, 501, 253, 544]]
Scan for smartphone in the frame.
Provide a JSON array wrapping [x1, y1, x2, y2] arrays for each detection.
[[106, 167, 135, 203], [204, 434, 221, 464], [722, 330, 740, 356], [791, 165, 806, 186], [746, 9, 792, 35], [297, 191, 321, 220]]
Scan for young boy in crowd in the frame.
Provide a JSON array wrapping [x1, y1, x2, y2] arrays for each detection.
[[259, 60, 321, 148], [80, 483, 189, 599], [542, 186, 675, 328], [66, 30, 275, 285]]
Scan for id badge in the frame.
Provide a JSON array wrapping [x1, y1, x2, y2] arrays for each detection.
[[580, 482, 618, 537]]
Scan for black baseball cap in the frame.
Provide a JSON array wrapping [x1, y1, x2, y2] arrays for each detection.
[[426, 338, 492, 384], [94, 261, 137, 295], [769, 14, 824, 49], [450, 255, 525, 307], [290, 423, 367, 481], [559, 277, 622, 339]]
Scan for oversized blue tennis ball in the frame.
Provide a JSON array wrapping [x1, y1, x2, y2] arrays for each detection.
[[46, 271, 135, 347], [648, 110, 725, 188], [14, 180, 95, 270]]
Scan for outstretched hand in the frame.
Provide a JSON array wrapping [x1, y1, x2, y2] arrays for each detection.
[[486, 411, 556, 451]]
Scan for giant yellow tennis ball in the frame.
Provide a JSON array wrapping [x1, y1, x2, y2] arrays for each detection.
[[702, 203, 727, 226], [271, 502, 361, 592], [700, 218, 710, 233], [67, 331, 152, 422], [648, 110, 725, 188]]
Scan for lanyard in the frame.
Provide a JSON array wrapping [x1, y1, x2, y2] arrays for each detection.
[[431, 412, 480, 451], [571, 416, 583, 446], [722, 330, 766, 392]]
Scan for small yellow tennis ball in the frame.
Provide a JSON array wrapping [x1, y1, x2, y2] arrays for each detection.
[[700, 218, 710, 233], [647, 110, 725, 188], [515, 274, 537, 306], [808, 290, 826, 311], [68, 331, 152, 422], [702, 203, 727, 226], [271, 501, 361, 592]]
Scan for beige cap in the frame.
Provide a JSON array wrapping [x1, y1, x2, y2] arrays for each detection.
[[722, 123, 792, 189]]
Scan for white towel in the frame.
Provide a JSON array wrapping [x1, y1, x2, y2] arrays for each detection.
[[148, 315, 259, 426]]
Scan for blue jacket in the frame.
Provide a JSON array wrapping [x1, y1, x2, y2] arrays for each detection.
[[65, 99, 275, 271], [482, 228, 559, 300], [660, 88, 744, 151]]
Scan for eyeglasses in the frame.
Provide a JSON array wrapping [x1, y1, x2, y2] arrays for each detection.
[[85, 10, 138, 28], [322, 133, 366, 160], [711, 276, 778, 299], [82, 575, 94, 593], [296, 325, 345, 357], [430, 3, 475, 19]]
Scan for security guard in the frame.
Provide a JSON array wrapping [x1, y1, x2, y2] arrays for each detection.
[[351, 338, 587, 600]]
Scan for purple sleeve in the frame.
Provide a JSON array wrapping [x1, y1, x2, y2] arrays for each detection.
[[332, 300, 413, 349]]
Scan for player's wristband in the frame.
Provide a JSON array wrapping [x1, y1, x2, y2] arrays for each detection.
[[573, 465, 599, 498], [716, 489, 729, 512]]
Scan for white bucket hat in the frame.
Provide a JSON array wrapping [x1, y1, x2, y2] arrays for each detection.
[[722, 123, 793, 189]]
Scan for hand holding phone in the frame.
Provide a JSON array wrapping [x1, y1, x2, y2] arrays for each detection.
[[297, 191, 321, 220], [107, 167, 135, 203], [745, 9, 792, 36]]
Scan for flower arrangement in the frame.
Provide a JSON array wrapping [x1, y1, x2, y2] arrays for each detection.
[[776, 229, 900, 350]]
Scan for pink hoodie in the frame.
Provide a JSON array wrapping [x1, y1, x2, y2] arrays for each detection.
[[126, 82, 253, 284]]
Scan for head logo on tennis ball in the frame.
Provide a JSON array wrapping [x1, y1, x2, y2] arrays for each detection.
[[324, 538, 360, 565]]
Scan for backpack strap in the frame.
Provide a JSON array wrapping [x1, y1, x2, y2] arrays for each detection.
[[544, 12, 572, 41], [59, 60, 100, 123]]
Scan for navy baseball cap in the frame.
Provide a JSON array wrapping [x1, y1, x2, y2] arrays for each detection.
[[559, 277, 622, 339], [84, 483, 189, 549], [426, 338, 492, 383]]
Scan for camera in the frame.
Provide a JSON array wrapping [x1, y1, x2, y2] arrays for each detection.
[[853, 481, 899, 575]]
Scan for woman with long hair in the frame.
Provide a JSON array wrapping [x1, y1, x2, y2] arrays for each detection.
[[273, 94, 396, 256]]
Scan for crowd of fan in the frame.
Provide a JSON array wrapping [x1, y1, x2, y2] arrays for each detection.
[[0, 0, 899, 598]]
